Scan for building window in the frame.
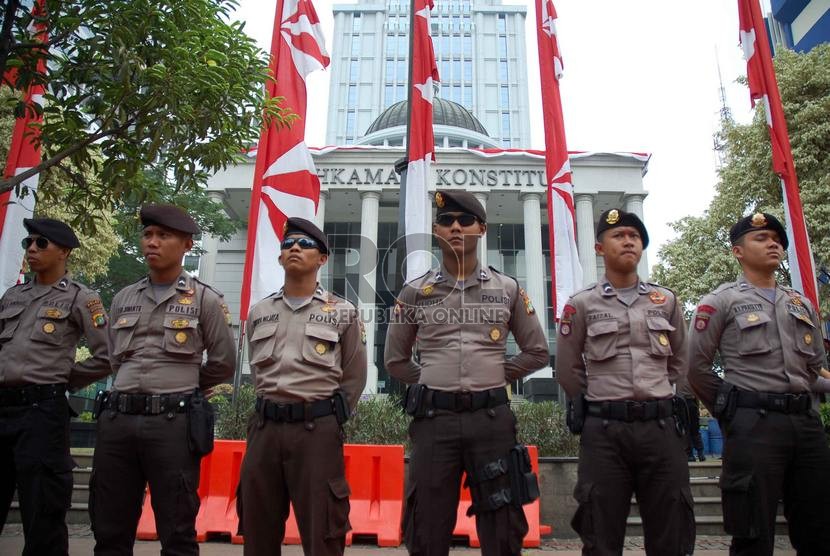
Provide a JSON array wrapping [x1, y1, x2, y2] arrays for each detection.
[[384, 85, 394, 107], [397, 34, 407, 57], [347, 84, 357, 107], [349, 59, 360, 82], [451, 58, 461, 80], [463, 84, 472, 107], [352, 14, 361, 33], [502, 112, 511, 137], [498, 35, 508, 59], [463, 34, 472, 57], [463, 59, 472, 81], [499, 60, 508, 81], [497, 14, 506, 34], [397, 60, 407, 82], [385, 59, 395, 81], [346, 110, 356, 139], [500, 85, 509, 107], [385, 35, 396, 57], [351, 34, 362, 57]]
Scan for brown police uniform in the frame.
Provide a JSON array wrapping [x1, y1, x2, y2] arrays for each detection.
[[557, 275, 694, 555], [385, 197, 549, 556], [90, 205, 236, 556], [688, 274, 830, 555], [237, 282, 367, 556], [0, 219, 111, 556]]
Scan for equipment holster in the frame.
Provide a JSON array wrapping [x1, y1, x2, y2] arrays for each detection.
[[508, 444, 540, 506], [672, 395, 689, 437], [92, 390, 107, 420], [332, 390, 350, 425], [566, 394, 586, 434], [403, 384, 427, 418], [713, 382, 738, 423], [187, 389, 215, 456]]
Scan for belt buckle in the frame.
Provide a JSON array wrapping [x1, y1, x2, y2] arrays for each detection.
[[456, 392, 473, 411], [276, 403, 290, 422], [626, 401, 644, 421], [149, 395, 162, 414]]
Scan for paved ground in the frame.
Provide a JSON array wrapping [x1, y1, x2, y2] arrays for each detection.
[[0, 525, 798, 555]]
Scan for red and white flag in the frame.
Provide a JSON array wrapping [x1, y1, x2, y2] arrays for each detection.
[[738, 0, 819, 308], [239, 0, 330, 318], [0, 0, 47, 296], [404, 0, 439, 281], [535, 0, 582, 319]]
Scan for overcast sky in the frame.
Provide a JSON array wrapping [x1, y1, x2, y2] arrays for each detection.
[[231, 0, 764, 267]]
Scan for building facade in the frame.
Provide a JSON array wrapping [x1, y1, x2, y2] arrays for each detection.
[[325, 0, 531, 147], [768, 0, 830, 53]]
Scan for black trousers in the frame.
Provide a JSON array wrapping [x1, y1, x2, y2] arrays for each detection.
[[404, 404, 529, 556], [720, 408, 830, 556], [572, 416, 695, 555], [237, 414, 350, 556], [90, 411, 201, 556], [0, 396, 74, 556], [683, 397, 704, 457]]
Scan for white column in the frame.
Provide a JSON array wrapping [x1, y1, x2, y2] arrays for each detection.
[[522, 192, 551, 379], [315, 190, 328, 230], [358, 191, 380, 395], [473, 192, 488, 269], [625, 194, 649, 280], [575, 194, 597, 286], [197, 191, 225, 285]]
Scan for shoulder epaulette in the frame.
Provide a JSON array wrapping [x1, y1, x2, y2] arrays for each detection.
[[192, 277, 225, 298], [712, 281, 738, 295], [403, 269, 432, 287]]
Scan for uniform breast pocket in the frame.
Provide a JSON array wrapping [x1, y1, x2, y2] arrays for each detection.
[[646, 316, 675, 358], [0, 304, 26, 342], [111, 313, 140, 356], [162, 315, 202, 356], [30, 306, 72, 345], [302, 323, 339, 368], [585, 320, 619, 361], [735, 312, 772, 356], [482, 307, 510, 346], [248, 322, 278, 367], [793, 319, 817, 357]]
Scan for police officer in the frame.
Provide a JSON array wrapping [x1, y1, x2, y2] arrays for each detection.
[[237, 217, 367, 556], [385, 190, 549, 556], [556, 208, 694, 555], [0, 218, 111, 555], [90, 204, 236, 555], [688, 212, 830, 555]]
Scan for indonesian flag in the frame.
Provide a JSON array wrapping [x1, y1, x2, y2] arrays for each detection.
[[0, 0, 47, 296], [404, 0, 439, 281], [738, 0, 819, 308], [535, 0, 582, 319], [239, 0, 330, 318]]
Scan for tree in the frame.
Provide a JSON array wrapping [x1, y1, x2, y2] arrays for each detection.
[[0, 0, 294, 232], [653, 45, 830, 318]]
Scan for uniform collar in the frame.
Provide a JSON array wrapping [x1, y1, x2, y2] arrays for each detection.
[[736, 273, 783, 301], [21, 273, 71, 292], [434, 262, 489, 287], [598, 275, 648, 297], [274, 283, 328, 303], [136, 272, 192, 291]]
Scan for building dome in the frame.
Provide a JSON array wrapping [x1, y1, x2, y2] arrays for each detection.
[[365, 98, 489, 136]]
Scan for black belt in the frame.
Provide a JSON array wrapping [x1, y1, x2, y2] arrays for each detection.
[[0, 383, 66, 407], [735, 391, 811, 414], [255, 397, 336, 423], [587, 399, 675, 422], [428, 387, 509, 412], [104, 391, 191, 415]]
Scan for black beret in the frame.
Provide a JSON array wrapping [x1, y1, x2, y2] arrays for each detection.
[[434, 190, 486, 223], [140, 204, 200, 235], [595, 208, 649, 248], [729, 212, 788, 249], [284, 217, 329, 254], [23, 218, 80, 249]]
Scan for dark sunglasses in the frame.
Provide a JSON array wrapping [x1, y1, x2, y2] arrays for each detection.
[[435, 213, 478, 227], [280, 236, 320, 251], [22, 236, 50, 250]]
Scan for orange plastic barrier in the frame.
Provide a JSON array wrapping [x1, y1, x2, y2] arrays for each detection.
[[284, 444, 405, 547], [452, 445, 549, 548], [194, 440, 246, 544], [135, 489, 158, 540]]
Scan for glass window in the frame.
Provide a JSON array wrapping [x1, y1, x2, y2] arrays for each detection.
[[463, 85, 472, 107], [397, 85, 407, 102], [350, 59, 360, 82], [502, 138, 511, 148], [352, 14, 361, 33], [500, 85, 509, 107], [462, 0, 471, 14], [462, 16, 472, 32], [499, 60, 508, 81], [441, 16, 450, 31], [431, 21, 439, 34], [397, 60, 407, 81], [497, 14, 506, 34], [441, 83, 450, 98], [397, 34, 407, 57], [498, 35, 508, 59], [463, 59, 472, 81], [386, 59, 395, 81], [385, 35, 396, 57], [347, 84, 357, 107], [452, 58, 461, 80], [463, 35, 472, 57], [453, 84, 461, 103], [452, 16, 460, 32], [439, 59, 450, 80], [501, 112, 511, 136], [351, 35, 362, 57], [384, 85, 395, 107], [346, 110, 356, 138]]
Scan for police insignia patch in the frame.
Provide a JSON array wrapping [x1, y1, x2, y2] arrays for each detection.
[[519, 288, 535, 315], [92, 313, 107, 328], [315, 342, 327, 355], [804, 333, 813, 345], [422, 285, 434, 296], [489, 327, 501, 341], [559, 323, 571, 336], [359, 320, 366, 344], [750, 213, 767, 227], [178, 297, 193, 305], [658, 333, 669, 346], [649, 291, 666, 304], [171, 319, 190, 329], [606, 209, 620, 225], [434, 192, 445, 208], [43, 322, 55, 334], [221, 303, 231, 326], [175, 331, 188, 344], [46, 308, 62, 318]]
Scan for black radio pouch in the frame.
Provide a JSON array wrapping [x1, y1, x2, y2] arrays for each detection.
[[187, 389, 215, 457], [508, 445, 540, 506], [403, 384, 427, 417], [566, 394, 586, 434], [713, 382, 738, 423]]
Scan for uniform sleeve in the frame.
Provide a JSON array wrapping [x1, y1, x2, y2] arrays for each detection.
[[339, 307, 368, 411], [198, 288, 236, 390], [504, 284, 549, 382], [68, 289, 113, 390], [666, 293, 688, 387], [805, 299, 827, 377], [107, 291, 123, 374], [554, 296, 587, 398], [383, 286, 421, 384], [687, 293, 726, 412]]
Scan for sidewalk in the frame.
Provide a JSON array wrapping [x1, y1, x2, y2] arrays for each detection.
[[0, 525, 797, 555]]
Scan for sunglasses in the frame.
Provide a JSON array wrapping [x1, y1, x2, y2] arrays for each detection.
[[435, 213, 479, 227], [280, 236, 320, 250], [22, 236, 50, 250]]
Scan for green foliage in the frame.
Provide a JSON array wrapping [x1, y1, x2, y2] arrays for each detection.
[[77, 411, 94, 423], [512, 401, 580, 457], [0, 0, 294, 233], [653, 45, 830, 316], [210, 382, 256, 440], [343, 395, 410, 448], [820, 403, 830, 432]]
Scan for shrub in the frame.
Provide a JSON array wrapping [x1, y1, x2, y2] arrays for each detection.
[[343, 395, 410, 449], [210, 383, 257, 440], [512, 401, 579, 457]]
